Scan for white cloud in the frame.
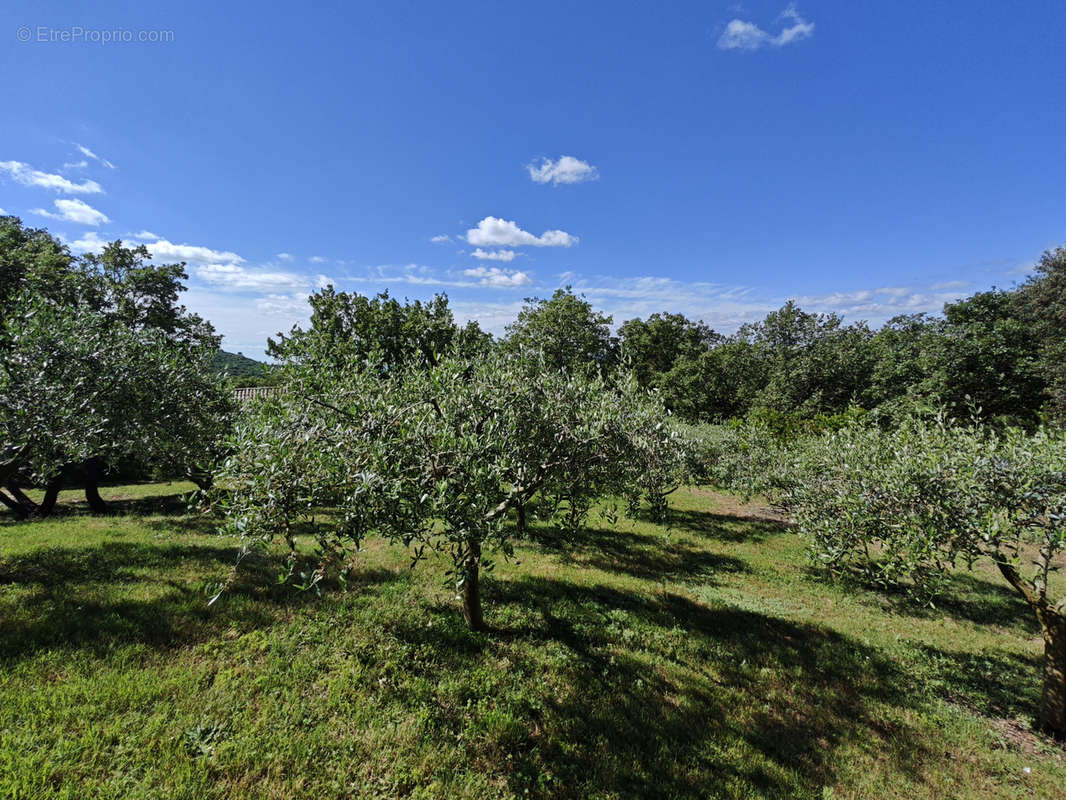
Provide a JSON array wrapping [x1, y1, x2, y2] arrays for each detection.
[[718, 20, 771, 50], [930, 280, 970, 291], [465, 216, 578, 248], [718, 4, 814, 51], [66, 230, 110, 253], [255, 292, 311, 316], [340, 263, 533, 291], [430, 234, 452, 244], [0, 160, 103, 194], [348, 263, 471, 289], [471, 248, 517, 262], [276, 252, 294, 261], [527, 156, 599, 186], [315, 274, 334, 288], [30, 198, 110, 226], [449, 299, 529, 336], [135, 237, 245, 266], [463, 266, 532, 288], [75, 144, 115, 169], [131, 230, 160, 240], [310, 255, 327, 263], [196, 263, 310, 292], [776, 5, 815, 45], [62, 160, 89, 170], [0, 208, 6, 215], [120, 234, 312, 293]]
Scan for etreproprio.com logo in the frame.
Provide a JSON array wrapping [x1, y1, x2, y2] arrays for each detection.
[[16, 25, 175, 44]]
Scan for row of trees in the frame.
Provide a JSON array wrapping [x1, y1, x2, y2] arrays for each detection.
[[0, 217, 684, 628], [498, 248, 1065, 428], [0, 216, 233, 516], [4, 215, 1065, 733], [706, 415, 1066, 736], [6, 210, 1061, 519]]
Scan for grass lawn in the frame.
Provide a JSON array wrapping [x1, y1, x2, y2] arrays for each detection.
[[1, 481, 1064, 799]]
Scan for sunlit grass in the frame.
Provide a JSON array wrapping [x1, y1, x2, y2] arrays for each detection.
[[1, 483, 1062, 799]]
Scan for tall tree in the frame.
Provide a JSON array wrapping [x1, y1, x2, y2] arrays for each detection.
[[866, 313, 943, 412], [267, 288, 476, 373], [1017, 246, 1066, 422], [659, 340, 764, 422], [738, 302, 874, 416], [79, 241, 215, 347], [504, 287, 617, 373], [935, 290, 1044, 425], [0, 216, 79, 330], [618, 312, 719, 389]]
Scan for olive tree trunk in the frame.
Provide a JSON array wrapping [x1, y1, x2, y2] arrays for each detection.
[[38, 476, 63, 516], [4, 483, 36, 510], [0, 455, 27, 518], [83, 458, 110, 515], [0, 489, 28, 519], [1037, 609, 1066, 738], [998, 561, 1066, 737], [187, 470, 214, 491], [461, 539, 485, 631], [0, 475, 63, 518]]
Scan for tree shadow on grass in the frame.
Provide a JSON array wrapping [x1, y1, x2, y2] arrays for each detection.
[[906, 642, 1042, 721], [0, 540, 237, 586], [927, 572, 1039, 634], [0, 488, 196, 523], [0, 540, 399, 661], [104, 491, 198, 517], [811, 565, 1039, 635], [387, 575, 933, 799], [531, 524, 748, 585], [666, 507, 789, 544]]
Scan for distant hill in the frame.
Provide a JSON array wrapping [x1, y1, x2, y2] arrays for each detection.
[[211, 350, 271, 382]]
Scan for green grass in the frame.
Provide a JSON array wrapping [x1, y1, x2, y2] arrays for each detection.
[[1, 483, 1064, 799]]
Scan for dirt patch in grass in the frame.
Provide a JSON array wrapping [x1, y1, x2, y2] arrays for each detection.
[[690, 486, 789, 525]]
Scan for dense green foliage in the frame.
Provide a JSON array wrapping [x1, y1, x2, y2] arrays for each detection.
[[0, 216, 233, 515], [267, 287, 490, 371], [503, 287, 617, 373], [618, 312, 719, 389], [219, 292, 686, 628], [1016, 246, 1066, 420], [610, 248, 1066, 427], [705, 414, 1066, 735]]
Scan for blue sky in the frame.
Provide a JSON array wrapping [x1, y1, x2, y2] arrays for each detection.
[[2, 1, 1064, 359]]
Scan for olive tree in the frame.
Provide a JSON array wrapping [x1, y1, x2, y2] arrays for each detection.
[[0, 219, 233, 515], [216, 348, 681, 629], [783, 416, 1066, 736], [0, 293, 233, 516]]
